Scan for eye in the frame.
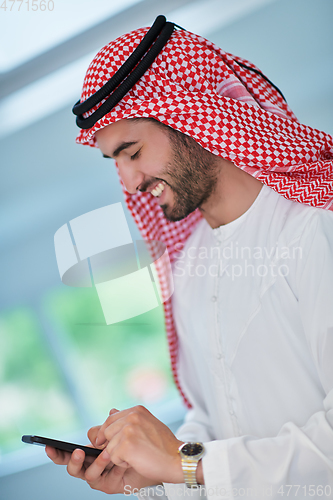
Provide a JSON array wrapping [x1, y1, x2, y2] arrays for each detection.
[[130, 148, 141, 160]]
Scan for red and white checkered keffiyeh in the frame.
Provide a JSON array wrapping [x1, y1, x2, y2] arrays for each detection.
[[76, 27, 333, 407]]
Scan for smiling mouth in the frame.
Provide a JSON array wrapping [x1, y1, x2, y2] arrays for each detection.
[[151, 181, 166, 198]]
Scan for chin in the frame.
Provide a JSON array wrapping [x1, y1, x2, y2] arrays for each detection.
[[161, 204, 180, 222], [162, 204, 197, 223]]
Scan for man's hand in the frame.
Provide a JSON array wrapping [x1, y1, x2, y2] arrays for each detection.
[[45, 406, 185, 495], [45, 445, 155, 494], [92, 405, 184, 485]]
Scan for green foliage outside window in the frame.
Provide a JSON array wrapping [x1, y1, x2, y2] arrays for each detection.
[[0, 308, 79, 454], [0, 285, 176, 456]]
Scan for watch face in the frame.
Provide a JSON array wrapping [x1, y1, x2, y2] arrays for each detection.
[[181, 443, 204, 457]]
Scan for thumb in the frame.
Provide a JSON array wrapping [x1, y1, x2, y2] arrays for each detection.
[[87, 425, 101, 446]]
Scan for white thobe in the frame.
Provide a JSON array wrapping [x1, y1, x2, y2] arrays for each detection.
[[141, 185, 333, 500]]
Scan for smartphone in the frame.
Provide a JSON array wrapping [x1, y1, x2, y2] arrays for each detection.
[[22, 435, 102, 457]]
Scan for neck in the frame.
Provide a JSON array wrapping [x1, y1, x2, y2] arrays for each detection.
[[199, 157, 263, 228]]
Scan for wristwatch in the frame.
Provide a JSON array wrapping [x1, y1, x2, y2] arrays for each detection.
[[178, 442, 205, 488]]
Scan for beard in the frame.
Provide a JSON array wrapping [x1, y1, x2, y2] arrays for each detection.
[[137, 119, 220, 222], [161, 130, 219, 222]]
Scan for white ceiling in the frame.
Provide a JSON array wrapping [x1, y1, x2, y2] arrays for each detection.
[[0, 0, 143, 72], [0, 0, 274, 71], [0, 0, 276, 138]]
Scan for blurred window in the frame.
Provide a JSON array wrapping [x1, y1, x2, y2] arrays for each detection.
[[0, 286, 177, 457]]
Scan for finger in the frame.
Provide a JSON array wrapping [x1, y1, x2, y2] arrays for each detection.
[[88, 425, 101, 446], [102, 407, 150, 446], [95, 408, 119, 446], [103, 428, 128, 467], [45, 446, 72, 465], [85, 463, 127, 495], [96, 406, 149, 447], [88, 431, 108, 451], [88, 409, 120, 446], [109, 408, 120, 416], [83, 446, 114, 470], [66, 449, 87, 480], [84, 448, 114, 483], [82, 454, 98, 467], [114, 460, 130, 468]]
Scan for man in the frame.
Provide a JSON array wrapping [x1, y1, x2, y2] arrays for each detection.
[[46, 16, 333, 499]]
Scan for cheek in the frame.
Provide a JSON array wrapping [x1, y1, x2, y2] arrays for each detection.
[[139, 159, 161, 179]]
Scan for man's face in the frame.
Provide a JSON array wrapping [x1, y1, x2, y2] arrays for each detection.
[[95, 119, 219, 222]]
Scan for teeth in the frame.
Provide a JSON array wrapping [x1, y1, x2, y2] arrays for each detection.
[[151, 181, 165, 197]]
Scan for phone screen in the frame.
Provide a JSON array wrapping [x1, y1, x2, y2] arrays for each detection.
[[22, 435, 102, 457]]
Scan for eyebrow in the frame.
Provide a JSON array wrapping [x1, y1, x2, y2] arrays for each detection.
[[102, 141, 138, 159]]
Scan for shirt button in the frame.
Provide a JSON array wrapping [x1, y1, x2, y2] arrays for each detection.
[[229, 409, 234, 416], [211, 295, 217, 302]]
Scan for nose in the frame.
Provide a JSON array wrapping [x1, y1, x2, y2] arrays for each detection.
[[116, 160, 145, 194]]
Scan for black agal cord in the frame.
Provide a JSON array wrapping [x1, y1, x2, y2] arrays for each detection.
[[72, 15, 177, 129]]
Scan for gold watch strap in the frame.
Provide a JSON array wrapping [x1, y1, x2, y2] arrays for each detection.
[[181, 458, 199, 488]]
